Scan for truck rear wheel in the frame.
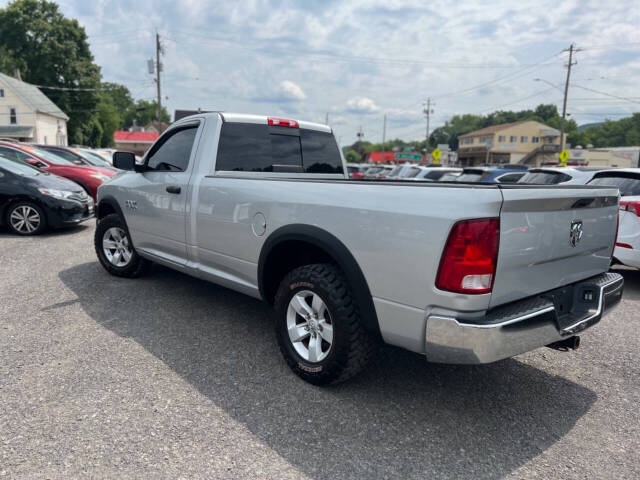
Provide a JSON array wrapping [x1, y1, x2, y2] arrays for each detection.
[[274, 263, 375, 385], [95, 213, 151, 278]]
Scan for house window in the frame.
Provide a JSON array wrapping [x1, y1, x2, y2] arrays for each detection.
[[520, 136, 528, 143], [498, 135, 506, 142], [532, 136, 540, 143], [510, 136, 517, 142], [0, 88, 4, 98], [9, 107, 17, 124]]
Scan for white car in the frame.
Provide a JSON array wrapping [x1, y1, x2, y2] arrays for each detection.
[[412, 167, 462, 181], [518, 167, 604, 185], [588, 169, 640, 268]]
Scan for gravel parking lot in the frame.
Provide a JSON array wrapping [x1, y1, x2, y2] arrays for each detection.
[[1, 223, 639, 479]]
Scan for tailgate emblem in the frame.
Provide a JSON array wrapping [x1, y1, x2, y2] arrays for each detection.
[[569, 220, 583, 247]]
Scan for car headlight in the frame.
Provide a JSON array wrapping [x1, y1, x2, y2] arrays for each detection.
[[38, 188, 75, 199], [90, 173, 112, 182]]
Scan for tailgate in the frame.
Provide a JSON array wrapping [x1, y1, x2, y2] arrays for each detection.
[[490, 186, 619, 308]]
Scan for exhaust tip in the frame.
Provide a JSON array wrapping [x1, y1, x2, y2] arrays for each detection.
[[546, 336, 580, 352]]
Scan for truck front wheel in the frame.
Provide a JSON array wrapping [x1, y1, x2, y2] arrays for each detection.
[[95, 213, 151, 278], [273, 263, 375, 385]]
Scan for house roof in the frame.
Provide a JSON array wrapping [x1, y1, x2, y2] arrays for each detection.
[[459, 121, 529, 138], [113, 131, 159, 143], [0, 72, 69, 120]]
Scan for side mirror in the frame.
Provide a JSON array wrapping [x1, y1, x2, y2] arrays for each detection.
[[25, 157, 44, 168], [113, 151, 137, 171]]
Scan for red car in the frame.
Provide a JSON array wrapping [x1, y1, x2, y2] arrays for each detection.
[[0, 142, 116, 200]]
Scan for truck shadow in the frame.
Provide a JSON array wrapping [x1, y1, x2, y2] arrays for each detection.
[[59, 262, 596, 480]]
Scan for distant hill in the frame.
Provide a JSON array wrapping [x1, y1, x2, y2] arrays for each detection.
[[578, 122, 604, 132]]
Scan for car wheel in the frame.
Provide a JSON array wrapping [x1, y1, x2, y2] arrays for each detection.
[[6, 202, 46, 235], [94, 213, 151, 277], [274, 263, 375, 385]]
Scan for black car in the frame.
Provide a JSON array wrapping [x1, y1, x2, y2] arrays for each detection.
[[0, 154, 94, 235]]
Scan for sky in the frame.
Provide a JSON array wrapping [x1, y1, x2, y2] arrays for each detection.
[[9, 0, 640, 146]]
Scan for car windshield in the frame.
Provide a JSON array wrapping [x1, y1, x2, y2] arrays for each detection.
[[439, 173, 459, 181], [388, 166, 403, 176], [403, 167, 422, 178], [0, 156, 41, 175], [519, 171, 571, 184], [75, 149, 111, 167], [456, 172, 483, 182], [365, 167, 383, 174], [588, 174, 640, 196], [21, 146, 77, 165]]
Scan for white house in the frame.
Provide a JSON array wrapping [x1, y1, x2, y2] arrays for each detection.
[[0, 72, 69, 145]]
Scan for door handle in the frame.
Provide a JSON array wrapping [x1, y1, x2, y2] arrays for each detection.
[[166, 185, 181, 194]]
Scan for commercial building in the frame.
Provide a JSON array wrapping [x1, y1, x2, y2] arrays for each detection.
[[0, 72, 68, 145], [113, 131, 159, 156], [457, 120, 561, 166]]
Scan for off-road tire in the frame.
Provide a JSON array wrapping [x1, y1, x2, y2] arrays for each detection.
[[274, 263, 376, 385], [94, 213, 151, 277]]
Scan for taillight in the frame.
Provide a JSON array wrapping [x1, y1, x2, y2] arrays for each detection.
[[616, 242, 632, 249], [268, 117, 299, 128], [352, 172, 364, 179], [612, 210, 620, 258], [619, 200, 640, 216], [436, 218, 500, 294]]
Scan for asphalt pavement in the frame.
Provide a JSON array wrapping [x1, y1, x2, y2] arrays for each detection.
[[1, 224, 638, 479]]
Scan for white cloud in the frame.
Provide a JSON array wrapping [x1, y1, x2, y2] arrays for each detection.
[[280, 80, 307, 101], [346, 97, 379, 114]]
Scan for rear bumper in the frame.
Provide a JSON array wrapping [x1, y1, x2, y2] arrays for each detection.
[[425, 272, 623, 364]]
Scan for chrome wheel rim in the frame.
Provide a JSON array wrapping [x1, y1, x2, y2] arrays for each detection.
[[10, 205, 40, 233], [102, 227, 132, 267], [286, 290, 333, 363]]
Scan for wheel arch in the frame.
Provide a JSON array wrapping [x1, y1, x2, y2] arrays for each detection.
[[258, 224, 382, 341]]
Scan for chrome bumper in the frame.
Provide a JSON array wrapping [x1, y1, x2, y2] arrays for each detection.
[[425, 272, 623, 364]]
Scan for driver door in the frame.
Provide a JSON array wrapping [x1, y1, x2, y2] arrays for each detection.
[[124, 122, 201, 266]]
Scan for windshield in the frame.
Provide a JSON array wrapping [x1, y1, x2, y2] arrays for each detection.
[[403, 167, 421, 178], [519, 171, 571, 184], [365, 167, 383, 175], [588, 174, 640, 196], [456, 172, 483, 182], [74, 149, 111, 167], [439, 173, 460, 181], [388, 166, 403, 177], [20, 146, 77, 165], [0, 156, 42, 175]]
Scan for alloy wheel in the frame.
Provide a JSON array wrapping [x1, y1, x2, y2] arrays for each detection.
[[102, 227, 133, 267], [286, 290, 334, 363], [10, 205, 41, 234]]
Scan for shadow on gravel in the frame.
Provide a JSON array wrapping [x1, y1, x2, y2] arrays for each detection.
[[60, 262, 596, 480]]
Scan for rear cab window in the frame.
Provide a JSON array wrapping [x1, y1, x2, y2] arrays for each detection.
[[215, 122, 343, 174]]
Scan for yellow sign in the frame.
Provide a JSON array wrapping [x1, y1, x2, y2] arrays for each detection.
[[558, 149, 570, 166], [432, 148, 442, 164]]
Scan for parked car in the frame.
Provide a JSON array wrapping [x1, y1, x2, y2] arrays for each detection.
[[0, 142, 116, 201], [438, 171, 463, 182], [387, 163, 418, 178], [34, 145, 116, 171], [412, 167, 463, 181], [94, 112, 622, 385], [0, 154, 93, 235], [456, 165, 528, 183], [363, 165, 394, 179], [518, 167, 604, 185], [346, 163, 367, 179], [586, 169, 640, 269]]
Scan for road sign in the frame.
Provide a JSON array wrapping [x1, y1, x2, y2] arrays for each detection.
[[394, 153, 422, 161], [558, 149, 570, 166], [431, 148, 442, 164]]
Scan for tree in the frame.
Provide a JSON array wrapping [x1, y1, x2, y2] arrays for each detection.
[[0, 0, 101, 144], [123, 99, 170, 129], [100, 82, 135, 128], [344, 150, 360, 163]]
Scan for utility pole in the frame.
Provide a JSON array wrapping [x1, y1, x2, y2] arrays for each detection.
[[155, 32, 163, 125], [381, 114, 387, 163], [560, 44, 578, 151], [423, 98, 434, 149]]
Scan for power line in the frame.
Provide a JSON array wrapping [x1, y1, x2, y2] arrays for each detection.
[[477, 87, 557, 113], [571, 84, 640, 105]]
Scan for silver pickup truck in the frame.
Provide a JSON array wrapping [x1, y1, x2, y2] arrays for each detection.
[[95, 112, 623, 385]]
